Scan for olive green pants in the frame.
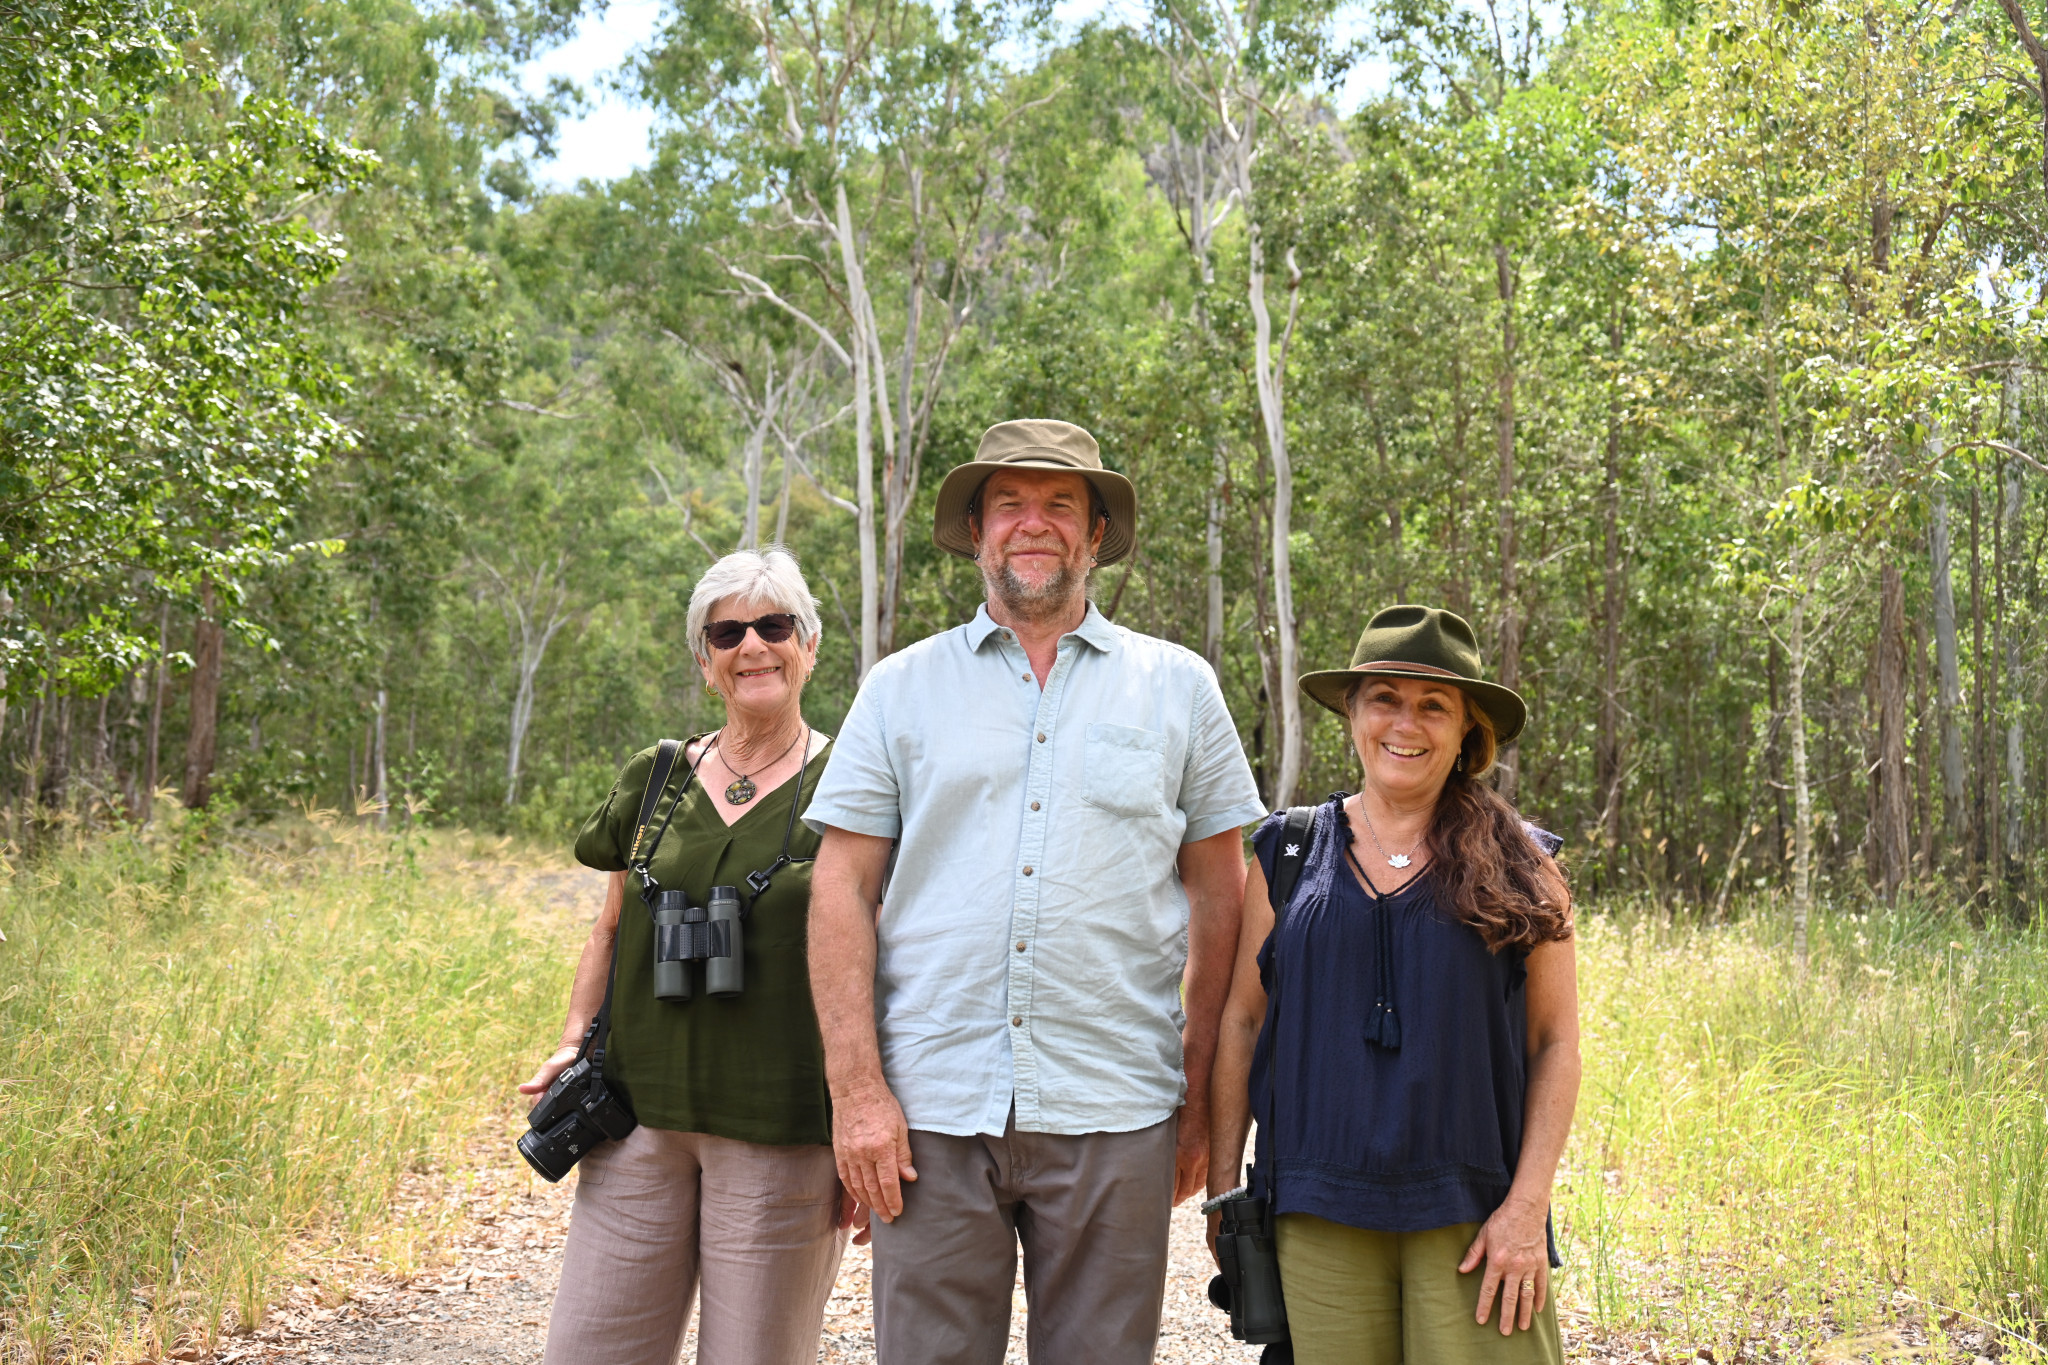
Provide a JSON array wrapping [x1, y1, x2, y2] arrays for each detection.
[[1274, 1215, 1565, 1365]]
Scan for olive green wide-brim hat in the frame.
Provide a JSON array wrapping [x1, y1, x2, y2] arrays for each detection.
[[931, 419, 1138, 567], [1299, 604, 1528, 745]]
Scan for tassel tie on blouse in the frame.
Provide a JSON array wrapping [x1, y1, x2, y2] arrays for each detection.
[[1334, 805, 1402, 1051]]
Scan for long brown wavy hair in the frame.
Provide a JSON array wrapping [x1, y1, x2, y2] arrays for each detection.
[[1348, 681, 1574, 953]]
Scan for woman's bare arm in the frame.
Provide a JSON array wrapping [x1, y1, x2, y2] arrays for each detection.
[[1207, 855, 1276, 1208], [1459, 892, 1582, 1334], [518, 868, 628, 1096]]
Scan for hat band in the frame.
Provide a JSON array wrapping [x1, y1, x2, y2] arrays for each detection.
[[1356, 660, 1467, 679]]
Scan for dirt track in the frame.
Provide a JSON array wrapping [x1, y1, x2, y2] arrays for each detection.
[[238, 1115, 1261, 1365]]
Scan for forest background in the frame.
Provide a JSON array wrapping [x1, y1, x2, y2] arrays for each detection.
[[9, 0, 2048, 928], [9, 0, 2048, 1359]]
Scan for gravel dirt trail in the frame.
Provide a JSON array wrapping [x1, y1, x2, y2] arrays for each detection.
[[244, 1124, 1264, 1365]]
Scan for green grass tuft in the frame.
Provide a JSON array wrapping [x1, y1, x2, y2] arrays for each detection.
[[1562, 896, 2048, 1358], [0, 818, 571, 1361]]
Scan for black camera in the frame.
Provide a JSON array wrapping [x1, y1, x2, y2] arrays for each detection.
[[1207, 1189, 1290, 1346], [516, 1052, 638, 1183], [645, 884, 742, 1001]]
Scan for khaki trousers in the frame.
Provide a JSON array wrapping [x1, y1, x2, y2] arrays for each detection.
[[543, 1125, 847, 1365], [869, 1112, 1178, 1365], [1275, 1215, 1565, 1365]]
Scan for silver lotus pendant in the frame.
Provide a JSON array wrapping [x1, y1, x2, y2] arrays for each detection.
[[725, 776, 758, 805], [1387, 854, 1412, 869]]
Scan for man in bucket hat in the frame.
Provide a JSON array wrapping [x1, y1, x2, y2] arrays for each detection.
[[805, 419, 1265, 1364]]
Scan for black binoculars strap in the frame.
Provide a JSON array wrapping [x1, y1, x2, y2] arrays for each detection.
[[1255, 803, 1319, 1201], [744, 734, 833, 907]]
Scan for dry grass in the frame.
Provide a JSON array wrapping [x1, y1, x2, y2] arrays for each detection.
[[3, 819, 2045, 1363], [0, 813, 572, 1362], [1559, 897, 2048, 1361]]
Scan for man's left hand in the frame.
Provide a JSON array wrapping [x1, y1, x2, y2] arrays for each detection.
[[1172, 1104, 1209, 1205]]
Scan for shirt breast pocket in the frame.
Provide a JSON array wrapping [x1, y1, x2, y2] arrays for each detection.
[[1082, 723, 1168, 818]]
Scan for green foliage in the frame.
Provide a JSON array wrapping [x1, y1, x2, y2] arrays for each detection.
[[0, 1, 369, 698]]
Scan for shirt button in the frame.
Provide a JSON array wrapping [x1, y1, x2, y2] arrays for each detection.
[[1012, 1015, 1023, 1027], [1022, 673, 1031, 681], [1022, 866, 1033, 876], [1030, 800, 1041, 811], [1036, 732, 1046, 743], [1016, 940, 1027, 952]]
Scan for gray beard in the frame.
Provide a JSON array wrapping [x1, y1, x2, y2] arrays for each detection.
[[984, 555, 1088, 622]]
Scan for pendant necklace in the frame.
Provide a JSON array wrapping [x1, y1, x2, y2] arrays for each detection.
[[716, 725, 806, 805], [1359, 802, 1421, 869]]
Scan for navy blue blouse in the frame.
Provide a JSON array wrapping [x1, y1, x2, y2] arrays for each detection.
[[1247, 797, 1561, 1237]]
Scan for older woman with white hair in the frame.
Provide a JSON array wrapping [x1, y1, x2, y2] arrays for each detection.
[[520, 547, 854, 1365]]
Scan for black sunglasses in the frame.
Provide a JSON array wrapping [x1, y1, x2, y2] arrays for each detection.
[[703, 613, 798, 650]]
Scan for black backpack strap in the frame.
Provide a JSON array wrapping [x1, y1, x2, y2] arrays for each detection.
[[1250, 802, 1319, 1203], [1269, 804, 1319, 914]]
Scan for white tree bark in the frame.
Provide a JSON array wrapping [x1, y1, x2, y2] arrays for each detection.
[[1787, 588, 1812, 967], [1248, 230, 1305, 806], [836, 182, 881, 680], [483, 554, 572, 809], [1205, 446, 1227, 672]]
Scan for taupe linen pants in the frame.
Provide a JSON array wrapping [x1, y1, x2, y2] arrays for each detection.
[[543, 1125, 847, 1365], [869, 1111, 1178, 1365]]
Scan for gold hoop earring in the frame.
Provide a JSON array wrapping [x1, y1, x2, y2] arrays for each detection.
[[704, 681, 719, 698]]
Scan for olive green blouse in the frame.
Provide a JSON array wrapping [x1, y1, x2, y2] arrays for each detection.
[[573, 736, 832, 1147]]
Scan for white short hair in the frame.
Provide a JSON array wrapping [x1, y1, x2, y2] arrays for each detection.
[[686, 546, 824, 665]]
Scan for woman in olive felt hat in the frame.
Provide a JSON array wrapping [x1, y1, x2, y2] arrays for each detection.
[[1207, 605, 1580, 1365]]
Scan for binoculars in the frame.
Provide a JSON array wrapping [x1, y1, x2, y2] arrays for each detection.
[[644, 884, 742, 1001], [1209, 1189, 1290, 1345]]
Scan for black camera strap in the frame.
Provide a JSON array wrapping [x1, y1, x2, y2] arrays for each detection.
[[580, 737, 699, 1068]]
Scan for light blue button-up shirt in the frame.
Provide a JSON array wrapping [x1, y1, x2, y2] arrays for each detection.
[[805, 603, 1266, 1137]]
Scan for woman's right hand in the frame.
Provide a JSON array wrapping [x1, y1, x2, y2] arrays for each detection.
[[519, 1045, 581, 1098]]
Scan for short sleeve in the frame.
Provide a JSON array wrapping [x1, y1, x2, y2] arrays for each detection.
[[574, 747, 656, 871], [1177, 665, 1268, 843], [802, 679, 903, 839]]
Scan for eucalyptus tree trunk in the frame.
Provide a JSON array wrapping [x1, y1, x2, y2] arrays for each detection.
[[143, 603, 168, 821], [373, 686, 389, 830], [1248, 225, 1304, 807], [835, 183, 880, 681], [1205, 447, 1227, 674], [741, 408, 771, 551], [1930, 483, 1966, 851], [2002, 454, 2026, 876], [181, 581, 224, 811], [1788, 589, 1813, 965], [1875, 563, 1910, 898], [1596, 313, 1625, 873], [489, 555, 571, 809], [1493, 244, 1521, 802]]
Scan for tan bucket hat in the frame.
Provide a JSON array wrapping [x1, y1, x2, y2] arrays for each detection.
[[1298, 605, 1528, 744], [931, 419, 1137, 566]]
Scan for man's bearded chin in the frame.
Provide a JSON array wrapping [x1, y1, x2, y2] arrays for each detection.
[[983, 547, 1087, 620]]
